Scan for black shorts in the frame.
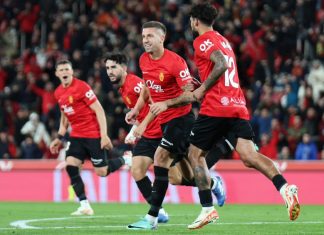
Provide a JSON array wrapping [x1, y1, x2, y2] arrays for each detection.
[[133, 137, 161, 160], [65, 137, 108, 167], [160, 112, 195, 155], [190, 115, 255, 151]]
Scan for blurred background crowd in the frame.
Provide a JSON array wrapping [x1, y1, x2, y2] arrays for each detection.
[[0, 0, 323, 160]]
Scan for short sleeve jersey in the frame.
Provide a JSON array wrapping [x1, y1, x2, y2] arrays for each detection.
[[139, 49, 192, 124], [119, 74, 162, 139], [193, 31, 249, 120], [54, 78, 100, 138]]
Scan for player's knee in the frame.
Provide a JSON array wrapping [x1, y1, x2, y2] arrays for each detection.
[[187, 145, 205, 166], [131, 167, 146, 181], [154, 148, 171, 167], [168, 166, 183, 185]]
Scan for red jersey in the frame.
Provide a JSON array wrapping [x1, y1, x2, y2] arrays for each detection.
[[119, 74, 162, 139], [193, 31, 249, 120], [54, 78, 100, 138], [139, 49, 192, 124]]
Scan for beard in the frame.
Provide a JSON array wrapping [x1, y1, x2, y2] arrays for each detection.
[[192, 30, 199, 40], [109, 77, 121, 84]]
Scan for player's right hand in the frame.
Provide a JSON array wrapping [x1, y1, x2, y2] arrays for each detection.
[[101, 135, 113, 150], [50, 139, 62, 154], [150, 101, 168, 116], [125, 109, 138, 125]]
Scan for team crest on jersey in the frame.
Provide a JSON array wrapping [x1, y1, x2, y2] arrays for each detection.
[[68, 96, 73, 104], [159, 72, 164, 82], [125, 96, 131, 105]]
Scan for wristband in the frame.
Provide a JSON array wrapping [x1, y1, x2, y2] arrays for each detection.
[[57, 134, 65, 141]]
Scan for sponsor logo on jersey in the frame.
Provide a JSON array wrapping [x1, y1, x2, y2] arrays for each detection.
[[68, 96, 73, 104], [146, 80, 164, 93], [199, 39, 214, 53], [159, 72, 164, 82], [220, 96, 246, 106], [179, 68, 191, 81], [62, 104, 75, 115], [85, 89, 96, 100], [230, 97, 246, 105], [91, 158, 103, 165], [221, 97, 230, 106], [134, 82, 144, 93]]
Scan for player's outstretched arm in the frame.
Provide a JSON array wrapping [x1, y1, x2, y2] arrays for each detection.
[[90, 100, 113, 150], [50, 111, 69, 154]]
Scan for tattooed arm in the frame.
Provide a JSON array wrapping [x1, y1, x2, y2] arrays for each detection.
[[193, 50, 228, 100]]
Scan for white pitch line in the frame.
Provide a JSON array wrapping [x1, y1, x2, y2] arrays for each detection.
[[4, 216, 324, 230]]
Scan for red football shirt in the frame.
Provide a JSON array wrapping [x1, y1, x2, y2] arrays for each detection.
[[54, 78, 100, 138], [139, 49, 192, 124], [193, 31, 249, 120], [119, 74, 162, 139]]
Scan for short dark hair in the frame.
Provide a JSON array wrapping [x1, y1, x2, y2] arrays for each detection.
[[55, 60, 72, 69], [190, 3, 218, 26], [142, 21, 167, 34], [103, 52, 128, 65]]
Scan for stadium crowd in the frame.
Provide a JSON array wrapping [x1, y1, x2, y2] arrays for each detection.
[[0, 0, 323, 160]]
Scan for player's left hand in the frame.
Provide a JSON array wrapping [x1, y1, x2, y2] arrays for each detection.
[[101, 135, 113, 150], [150, 102, 168, 116], [50, 138, 62, 154]]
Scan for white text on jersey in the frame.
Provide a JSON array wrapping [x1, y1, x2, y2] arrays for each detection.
[[134, 81, 144, 93], [199, 39, 214, 53], [146, 80, 164, 93], [62, 105, 75, 115]]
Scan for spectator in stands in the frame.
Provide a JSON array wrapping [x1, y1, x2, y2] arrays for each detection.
[[252, 107, 273, 140], [27, 74, 56, 119], [21, 112, 51, 149], [0, 131, 17, 159], [0, 131, 11, 159], [16, 2, 40, 48], [298, 82, 315, 112], [280, 84, 298, 109], [278, 146, 292, 160], [259, 119, 281, 159], [303, 107, 319, 138], [295, 133, 318, 160], [20, 135, 43, 159], [307, 60, 324, 102], [287, 115, 306, 154], [14, 106, 29, 146]]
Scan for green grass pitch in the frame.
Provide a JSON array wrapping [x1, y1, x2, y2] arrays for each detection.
[[0, 202, 323, 235]]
